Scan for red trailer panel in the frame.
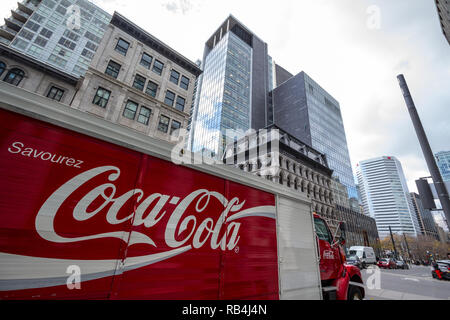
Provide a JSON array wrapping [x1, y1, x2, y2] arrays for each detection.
[[0, 109, 279, 300]]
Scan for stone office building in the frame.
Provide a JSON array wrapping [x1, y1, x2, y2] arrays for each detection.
[[1, 11, 202, 144], [223, 125, 335, 227], [71, 12, 202, 143], [223, 125, 380, 250]]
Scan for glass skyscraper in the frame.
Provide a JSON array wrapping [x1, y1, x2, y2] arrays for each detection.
[[436, 151, 450, 182], [272, 71, 358, 200], [189, 15, 270, 158], [0, 0, 111, 77], [191, 31, 252, 156]]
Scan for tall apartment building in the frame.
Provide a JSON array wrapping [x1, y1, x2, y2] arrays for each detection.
[[71, 12, 202, 143], [0, 0, 111, 77], [189, 15, 271, 157], [410, 192, 439, 240], [356, 156, 420, 237], [271, 71, 358, 201], [0, 42, 78, 105], [435, 0, 450, 45], [435, 150, 450, 182]]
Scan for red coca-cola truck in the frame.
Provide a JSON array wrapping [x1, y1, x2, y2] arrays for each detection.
[[0, 82, 363, 300]]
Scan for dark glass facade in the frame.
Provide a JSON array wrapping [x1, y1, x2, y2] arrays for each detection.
[[273, 71, 358, 200]]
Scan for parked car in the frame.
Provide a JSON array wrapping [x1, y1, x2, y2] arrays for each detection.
[[346, 255, 363, 269], [377, 258, 397, 269], [431, 260, 450, 280], [395, 260, 409, 270]]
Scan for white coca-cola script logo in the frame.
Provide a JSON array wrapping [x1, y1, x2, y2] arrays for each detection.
[[35, 166, 275, 252]]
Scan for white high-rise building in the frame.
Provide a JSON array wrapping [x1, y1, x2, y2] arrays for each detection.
[[356, 156, 420, 238]]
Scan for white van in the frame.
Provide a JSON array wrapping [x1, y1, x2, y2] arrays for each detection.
[[348, 246, 377, 267]]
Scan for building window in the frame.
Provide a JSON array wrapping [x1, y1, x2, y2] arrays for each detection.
[[12, 38, 28, 50], [81, 49, 94, 59], [34, 36, 48, 47], [92, 87, 111, 108], [60, 0, 71, 8], [170, 69, 180, 85], [175, 96, 186, 112], [145, 80, 158, 98], [132, 74, 146, 91], [42, 0, 56, 9], [40, 28, 53, 39], [58, 37, 76, 50], [48, 54, 67, 67], [85, 41, 98, 51], [152, 59, 164, 75], [27, 45, 42, 57], [105, 60, 121, 78], [180, 75, 189, 90], [170, 120, 181, 136], [31, 12, 45, 23], [19, 29, 34, 41], [123, 100, 138, 120], [115, 38, 130, 56], [85, 31, 102, 44], [73, 65, 87, 75], [46, 86, 65, 102], [140, 53, 152, 69], [3, 68, 25, 86], [63, 29, 80, 42], [137, 106, 151, 125], [55, 5, 67, 15], [164, 90, 175, 106], [25, 20, 40, 32], [158, 115, 170, 133], [0, 62, 5, 77]]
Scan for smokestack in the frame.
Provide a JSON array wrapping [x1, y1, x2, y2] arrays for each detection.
[[397, 74, 450, 230]]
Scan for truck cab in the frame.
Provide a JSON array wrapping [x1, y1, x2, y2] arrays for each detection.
[[313, 213, 365, 300]]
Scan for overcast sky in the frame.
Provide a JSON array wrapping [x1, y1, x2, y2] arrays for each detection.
[[2, 0, 449, 193]]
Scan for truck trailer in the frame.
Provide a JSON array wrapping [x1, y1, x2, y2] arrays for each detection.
[[0, 82, 363, 300]]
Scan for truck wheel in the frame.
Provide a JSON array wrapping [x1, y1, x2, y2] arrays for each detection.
[[348, 286, 363, 300], [362, 262, 366, 269]]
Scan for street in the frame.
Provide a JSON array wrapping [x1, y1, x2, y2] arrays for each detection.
[[361, 265, 450, 300]]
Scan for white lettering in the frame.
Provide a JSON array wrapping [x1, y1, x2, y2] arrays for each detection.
[[8, 141, 23, 154], [6, 141, 83, 169], [41, 152, 52, 161], [35, 166, 274, 254]]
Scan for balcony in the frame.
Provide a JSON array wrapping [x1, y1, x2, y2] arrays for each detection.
[[11, 9, 30, 23], [18, 1, 37, 15], [0, 25, 18, 40], [4, 17, 24, 31], [0, 36, 12, 46]]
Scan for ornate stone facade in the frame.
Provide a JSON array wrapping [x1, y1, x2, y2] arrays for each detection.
[[224, 125, 380, 251]]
